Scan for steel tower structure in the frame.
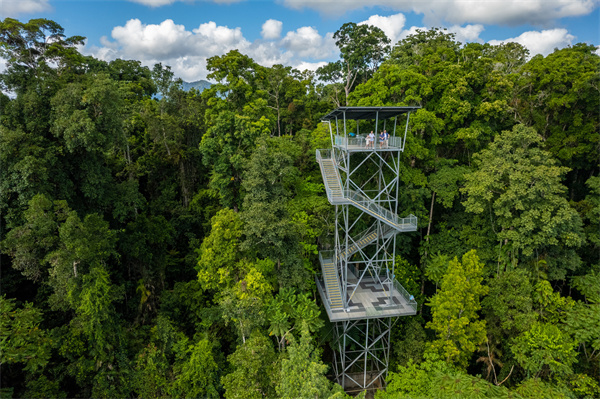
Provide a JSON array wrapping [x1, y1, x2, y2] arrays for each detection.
[[316, 107, 419, 393]]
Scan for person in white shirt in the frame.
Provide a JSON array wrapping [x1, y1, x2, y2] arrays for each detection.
[[366, 131, 375, 148]]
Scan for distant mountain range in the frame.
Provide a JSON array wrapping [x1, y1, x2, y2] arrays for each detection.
[[181, 80, 212, 93]]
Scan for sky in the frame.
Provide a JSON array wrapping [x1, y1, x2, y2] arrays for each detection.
[[2, 0, 599, 82]]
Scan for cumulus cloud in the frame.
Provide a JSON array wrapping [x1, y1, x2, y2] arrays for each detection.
[[447, 24, 485, 43], [280, 0, 598, 26], [262, 19, 283, 40], [111, 19, 194, 59], [489, 28, 576, 56], [358, 13, 407, 44], [81, 18, 336, 81], [280, 26, 337, 59], [294, 61, 329, 72], [1, 0, 51, 15], [418, 0, 597, 26]]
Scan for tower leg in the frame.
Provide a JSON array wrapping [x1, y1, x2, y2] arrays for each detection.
[[331, 317, 393, 394]]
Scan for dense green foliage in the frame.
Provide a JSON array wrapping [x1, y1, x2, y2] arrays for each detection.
[[1, 18, 598, 398]]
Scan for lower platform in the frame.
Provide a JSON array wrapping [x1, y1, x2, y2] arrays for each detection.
[[316, 272, 417, 322]]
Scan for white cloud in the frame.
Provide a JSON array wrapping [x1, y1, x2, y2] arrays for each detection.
[[281, 0, 392, 14], [127, 0, 175, 6], [489, 28, 576, 56], [280, 0, 598, 26], [262, 19, 283, 40], [111, 19, 194, 59], [1, 0, 51, 15], [358, 13, 407, 44], [192, 21, 250, 55], [397, 25, 428, 41], [280, 27, 337, 59], [418, 0, 597, 26], [447, 24, 485, 43], [294, 61, 328, 72], [81, 18, 336, 82]]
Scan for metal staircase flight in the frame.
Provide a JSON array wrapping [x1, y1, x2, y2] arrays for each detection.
[[320, 254, 343, 310], [317, 153, 417, 233], [339, 224, 396, 260], [317, 158, 348, 205]]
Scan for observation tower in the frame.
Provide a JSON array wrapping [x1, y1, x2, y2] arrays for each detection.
[[316, 106, 419, 393]]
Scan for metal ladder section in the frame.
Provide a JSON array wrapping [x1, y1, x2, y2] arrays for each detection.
[[320, 255, 343, 310]]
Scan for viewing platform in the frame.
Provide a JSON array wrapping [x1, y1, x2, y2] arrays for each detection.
[[316, 267, 417, 322], [333, 134, 405, 152]]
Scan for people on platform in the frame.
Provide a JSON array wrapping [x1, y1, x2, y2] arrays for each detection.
[[379, 130, 389, 148], [366, 131, 375, 148]]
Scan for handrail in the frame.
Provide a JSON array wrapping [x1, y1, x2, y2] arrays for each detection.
[[319, 252, 332, 302], [316, 148, 331, 161], [338, 223, 397, 261], [316, 151, 347, 204], [319, 251, 342, 308], [393, 279, 418, 313], [345, 190, 417, 231], [316, 276, 417, 320], [333, 134, 401, 150], [317, 149, 417, 230], [389, 136, 404, 150]]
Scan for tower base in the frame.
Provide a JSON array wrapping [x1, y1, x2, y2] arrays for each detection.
[[331, 317, 393, 393]]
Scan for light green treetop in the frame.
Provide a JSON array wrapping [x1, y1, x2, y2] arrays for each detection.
[[427, 250, 488, 368]]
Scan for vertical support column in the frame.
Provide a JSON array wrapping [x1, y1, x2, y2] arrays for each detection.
[[364, 318, 369, 387], [384, 317, 392, 383], [332, 117, 337, 149], [402, 112, 410, 151]]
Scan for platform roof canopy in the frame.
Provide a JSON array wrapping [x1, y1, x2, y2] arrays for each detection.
[[321, 106, 420, 121]]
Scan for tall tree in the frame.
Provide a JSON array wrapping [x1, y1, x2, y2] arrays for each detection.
[[318, 22, 390, 105], [462, 124, 584, 278], [0, 296, 52, 373], [222, 333, 279, 399], [276, 324, 334, 399], [515, 44, 599, 176], [0, 18, 85, 93], [241, 137, 305, 288], [427, 250, 488, 368], [511, 322, 577, 379]]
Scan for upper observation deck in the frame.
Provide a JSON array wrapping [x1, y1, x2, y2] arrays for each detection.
[[322, 106, 421, 153], [321, 106, 421, 121]]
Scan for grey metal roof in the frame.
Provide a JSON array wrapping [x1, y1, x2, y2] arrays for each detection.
[[321, 106, 421, 121]]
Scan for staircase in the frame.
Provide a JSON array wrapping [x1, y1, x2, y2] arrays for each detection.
[[320, 253, 343, 310], [316, 150, 417, 233], [316, 148, 417, 313], [339, 224, 396, 260], [345, 191, 417, 232], [317, 157, 348, 205]]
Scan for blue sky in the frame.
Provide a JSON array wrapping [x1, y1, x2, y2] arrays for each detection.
[[2, 0, 599, 82]]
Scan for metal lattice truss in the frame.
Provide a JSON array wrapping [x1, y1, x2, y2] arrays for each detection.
[[315, 107, 420, 393], [332, 318, 394, 392], [334, 148, 405, 309]]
